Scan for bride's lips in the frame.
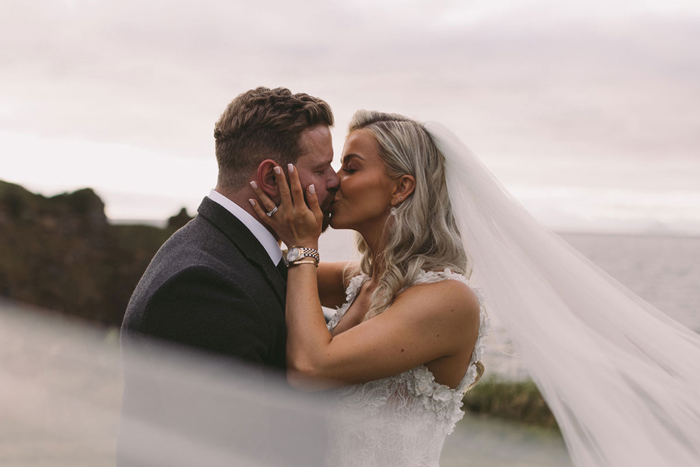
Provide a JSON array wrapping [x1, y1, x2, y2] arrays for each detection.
[[330, 197, 340, 213]]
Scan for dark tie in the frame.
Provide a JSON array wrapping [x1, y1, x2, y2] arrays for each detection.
[[276, 259, 288, 282]]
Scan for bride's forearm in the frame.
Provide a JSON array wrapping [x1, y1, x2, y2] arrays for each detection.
[[285, 263, 334, 384]]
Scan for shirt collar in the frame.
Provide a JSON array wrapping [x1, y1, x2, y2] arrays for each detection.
[[207, 189, 282, 265]]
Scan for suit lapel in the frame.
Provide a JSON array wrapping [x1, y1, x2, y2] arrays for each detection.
[[196, 197, 287, 305]]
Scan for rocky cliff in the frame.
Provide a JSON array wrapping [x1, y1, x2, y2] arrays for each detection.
[[0, 180, 192, 326]]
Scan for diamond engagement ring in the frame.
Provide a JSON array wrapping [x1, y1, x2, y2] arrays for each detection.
[[266, 206, 279, 217]]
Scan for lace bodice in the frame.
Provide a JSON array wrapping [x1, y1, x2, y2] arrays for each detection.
[[324, 269, 489, 467]]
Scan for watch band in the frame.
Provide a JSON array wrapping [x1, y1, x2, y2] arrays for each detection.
[[296, 247, 319, 262], [285, 246, 320, 265]]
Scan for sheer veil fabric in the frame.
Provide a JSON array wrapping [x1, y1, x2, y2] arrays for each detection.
[[426, 122, 700, 466]]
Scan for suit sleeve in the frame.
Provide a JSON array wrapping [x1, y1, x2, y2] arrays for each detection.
[[140, 266, 271, 364]]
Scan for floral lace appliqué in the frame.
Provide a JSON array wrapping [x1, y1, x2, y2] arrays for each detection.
[[327, 274, 367, 333]]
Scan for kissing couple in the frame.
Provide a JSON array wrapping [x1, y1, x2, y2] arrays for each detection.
[[120, 87, 700, 467]]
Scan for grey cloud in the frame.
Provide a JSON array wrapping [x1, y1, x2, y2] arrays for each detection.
[[1, 0, 699, 166]]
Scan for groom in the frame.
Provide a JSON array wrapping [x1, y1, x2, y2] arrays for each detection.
[[121, 86, 337, 367], [118, 87, 337, 466]]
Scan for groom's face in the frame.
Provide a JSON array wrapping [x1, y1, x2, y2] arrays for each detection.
[[294, 125, 339, 232]]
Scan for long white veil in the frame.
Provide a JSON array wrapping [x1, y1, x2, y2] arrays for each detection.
[[427, 122, 700, 466]]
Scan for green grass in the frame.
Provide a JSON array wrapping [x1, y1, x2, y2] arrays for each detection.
[[463, 377, 559, 430]]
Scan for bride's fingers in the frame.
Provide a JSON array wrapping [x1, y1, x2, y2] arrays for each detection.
[[306, 184, 323, 223], [249, 180, 277, 215], [248, 198, 273, 225], [273, 165, 293, 207], [287, 164, 305, 209]]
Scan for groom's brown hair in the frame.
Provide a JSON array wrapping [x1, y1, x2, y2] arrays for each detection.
[[214, 87, 334, 190]]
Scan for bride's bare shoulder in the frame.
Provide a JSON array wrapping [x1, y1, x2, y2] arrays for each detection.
[[392, 276, 481, 327]]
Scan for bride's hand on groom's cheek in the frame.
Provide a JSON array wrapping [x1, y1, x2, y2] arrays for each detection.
[[249, 164, 323, 249]]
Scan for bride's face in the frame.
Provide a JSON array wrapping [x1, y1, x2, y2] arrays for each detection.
[[331, 129, 396, 232]]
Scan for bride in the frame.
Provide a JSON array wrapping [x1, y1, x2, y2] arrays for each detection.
[[252, 110, 487, 467], [251, 110, 700, 467]]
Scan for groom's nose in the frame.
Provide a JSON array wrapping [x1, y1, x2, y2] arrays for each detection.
[[326, 170, 340, 191]]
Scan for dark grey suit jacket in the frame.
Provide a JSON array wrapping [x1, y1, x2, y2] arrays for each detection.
[[118, 197, 310, 466], [121, 196, 287, 368]]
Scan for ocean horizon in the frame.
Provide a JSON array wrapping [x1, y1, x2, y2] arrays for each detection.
[[108, 216, 700, 238], [108, 218, 700, 332]]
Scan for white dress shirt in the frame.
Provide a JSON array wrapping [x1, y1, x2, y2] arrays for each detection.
[[207, 189, 282, 265]]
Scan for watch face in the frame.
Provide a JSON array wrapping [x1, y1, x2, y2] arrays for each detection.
[[287, 247, 300, 262]]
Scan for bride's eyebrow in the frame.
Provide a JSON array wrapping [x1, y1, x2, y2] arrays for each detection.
[[341, 154, 364, 164]]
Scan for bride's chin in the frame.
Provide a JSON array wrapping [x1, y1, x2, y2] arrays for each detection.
[[329, 212, 347, 230], [329, 216, 341, 230]]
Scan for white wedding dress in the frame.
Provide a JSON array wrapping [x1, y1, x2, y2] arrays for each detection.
[[324, 269, 490, 467]]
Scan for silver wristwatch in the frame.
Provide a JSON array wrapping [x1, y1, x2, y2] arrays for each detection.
[[285, 246, 320, 267]]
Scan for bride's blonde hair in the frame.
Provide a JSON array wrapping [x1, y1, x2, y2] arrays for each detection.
[[347, 110, 470, 320]]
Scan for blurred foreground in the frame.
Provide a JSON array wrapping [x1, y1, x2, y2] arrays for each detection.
[[0, 299, 572, 467]]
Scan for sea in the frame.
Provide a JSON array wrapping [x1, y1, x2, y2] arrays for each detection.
[[1, 231, 698, 466], [486, 232, 700, 380]]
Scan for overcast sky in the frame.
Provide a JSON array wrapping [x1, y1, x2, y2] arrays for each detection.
[[2, 0, 699, 233]]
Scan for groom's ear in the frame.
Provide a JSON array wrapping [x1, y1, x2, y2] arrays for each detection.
[[255, 159, 281, 202]]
